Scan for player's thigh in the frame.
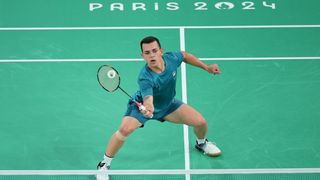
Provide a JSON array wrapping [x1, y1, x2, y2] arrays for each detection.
[[163, 104, 206, 127], [118, 116, 142, 136]]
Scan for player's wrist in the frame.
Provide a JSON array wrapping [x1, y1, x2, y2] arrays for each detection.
[[203, 64, 210, 72]]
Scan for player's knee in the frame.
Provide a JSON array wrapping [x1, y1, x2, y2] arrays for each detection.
[[118, 126, 135, 138], [195, 117, 207, 128], [115, 130, 127, 141]]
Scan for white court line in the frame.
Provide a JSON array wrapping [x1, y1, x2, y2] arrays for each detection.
[[180, 28, 191, 180], [204, 57, 320, 60], [1, 25, 320, 30], [0, 168, 320, 175], [0, 57, 320, 63], [0, 58, 142, 63]]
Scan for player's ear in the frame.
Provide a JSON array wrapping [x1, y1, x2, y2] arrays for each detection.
[[160, 48, 164, 54], [141, 53, 146, 61]]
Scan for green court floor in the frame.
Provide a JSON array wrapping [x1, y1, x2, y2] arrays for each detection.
[[1, 0, 320, 179]]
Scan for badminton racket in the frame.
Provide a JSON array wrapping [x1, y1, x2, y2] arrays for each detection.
[[97, 65, 153, 118]]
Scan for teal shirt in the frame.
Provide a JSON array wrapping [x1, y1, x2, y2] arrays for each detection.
[[134, 51, 183, 114]]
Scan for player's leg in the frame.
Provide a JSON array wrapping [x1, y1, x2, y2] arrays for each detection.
[[99, 99, 145, 168], [164, 104, 207, 138], [97, 116, 142, 180], [164, 104, 221, 156], [105, 116, 142, 157]]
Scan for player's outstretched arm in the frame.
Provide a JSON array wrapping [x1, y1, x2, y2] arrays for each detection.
[[142, 95, 154, 118], [182, 51, 221, 75]]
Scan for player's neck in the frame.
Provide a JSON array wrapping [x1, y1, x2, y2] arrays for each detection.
[[149, 59, 165, 74]]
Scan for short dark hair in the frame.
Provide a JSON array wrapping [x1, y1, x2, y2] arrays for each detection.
[[140, 36, 161, 52]]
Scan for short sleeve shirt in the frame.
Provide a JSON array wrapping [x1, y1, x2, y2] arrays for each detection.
[[133, 51, 184, 114]]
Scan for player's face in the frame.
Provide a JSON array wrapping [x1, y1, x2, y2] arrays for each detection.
[[141, 41, 163, 67]]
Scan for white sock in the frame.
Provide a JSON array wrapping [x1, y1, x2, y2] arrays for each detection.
[[102, 154, 113, 166], [197, 138, 206, 144]]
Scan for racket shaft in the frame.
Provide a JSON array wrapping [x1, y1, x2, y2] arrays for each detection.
[[118, 86, 133, 99], [118, 86, 153, 118]]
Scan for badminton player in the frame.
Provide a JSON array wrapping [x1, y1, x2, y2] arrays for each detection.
[[96, 36, 221, 180]]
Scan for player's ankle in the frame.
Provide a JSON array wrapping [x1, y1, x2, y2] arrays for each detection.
[[102, 154, 113, 166], [196, 138, 206, 144]]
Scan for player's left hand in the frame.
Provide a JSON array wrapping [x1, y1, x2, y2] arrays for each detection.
[[207, 64, 221, 74]]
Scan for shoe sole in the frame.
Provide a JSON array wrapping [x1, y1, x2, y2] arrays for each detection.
[[206, 152, 222, 157]]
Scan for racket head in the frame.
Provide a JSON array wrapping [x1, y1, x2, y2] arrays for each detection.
[[97, 65, 121, 92]]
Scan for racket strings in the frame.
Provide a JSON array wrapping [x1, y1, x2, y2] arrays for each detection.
[[98, 66, 120, 92]]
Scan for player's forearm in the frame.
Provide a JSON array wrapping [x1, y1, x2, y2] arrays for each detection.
[[182, 51, 208, 71], [143, 95, 154, 113]]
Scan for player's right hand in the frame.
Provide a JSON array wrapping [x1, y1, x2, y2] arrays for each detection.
[[142, 110, 153, 118], [141, 96, 154, 118], [140, 104, 154, 118]]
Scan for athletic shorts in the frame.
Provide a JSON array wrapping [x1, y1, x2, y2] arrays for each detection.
[[124, 98, 183, 126]]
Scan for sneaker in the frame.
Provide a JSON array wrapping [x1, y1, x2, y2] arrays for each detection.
[[96, 161, 110, 180], [195, 139, 221, 157]]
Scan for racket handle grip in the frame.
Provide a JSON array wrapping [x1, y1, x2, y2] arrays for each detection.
[[134, 101, 153, 118], [134, 101, 145, 110]]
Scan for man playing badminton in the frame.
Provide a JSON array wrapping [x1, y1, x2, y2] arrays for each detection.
[[97, 36, 221, 180]]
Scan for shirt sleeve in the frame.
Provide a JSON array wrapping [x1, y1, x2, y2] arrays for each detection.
[[168, 51, 184, 67]]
